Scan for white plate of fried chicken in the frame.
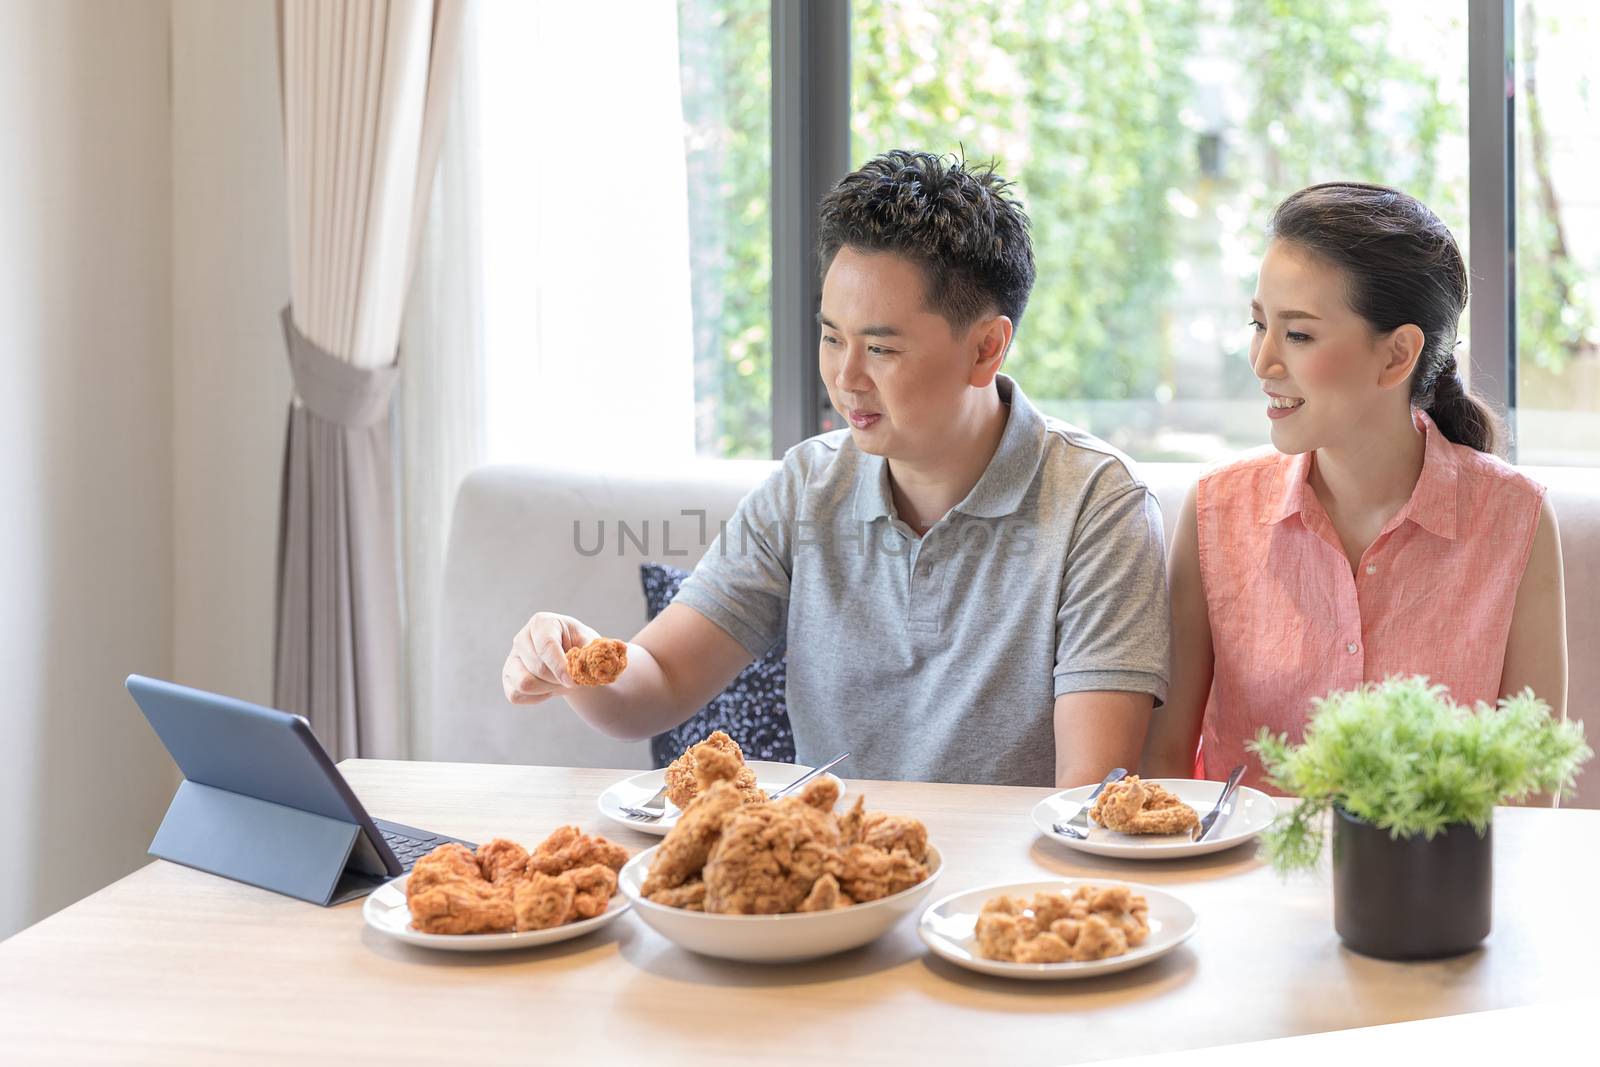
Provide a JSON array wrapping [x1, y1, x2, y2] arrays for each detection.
[[1032, 776, 1278, 859], [919, 879, 1198, 980], [597, 731, 845, 837], [362, 828, 632, 951]]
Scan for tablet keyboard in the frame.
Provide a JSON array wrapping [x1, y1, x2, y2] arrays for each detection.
[[372, 818, 471, 872]]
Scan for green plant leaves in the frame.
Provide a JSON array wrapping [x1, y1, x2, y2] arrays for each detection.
[[1247, 676, 1593, 874]]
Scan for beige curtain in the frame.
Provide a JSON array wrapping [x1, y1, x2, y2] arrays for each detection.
[[399, 5, 485, 760], [275, 0, 466, 759]]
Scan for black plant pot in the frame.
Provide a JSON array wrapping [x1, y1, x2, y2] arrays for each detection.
[[1332, 806, 1492, 960]]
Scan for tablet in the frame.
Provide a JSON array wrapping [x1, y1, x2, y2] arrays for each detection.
[[127, 674, 430, 885]]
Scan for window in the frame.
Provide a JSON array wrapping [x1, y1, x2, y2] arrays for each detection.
[[470, 1, 1598, 467], [1515, 0, 1600, 465], [679, 0, 774, 459], [851, 0, 1470, 462], [474, 1, 770, 464]]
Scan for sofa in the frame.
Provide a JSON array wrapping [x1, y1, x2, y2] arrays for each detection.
[[434, 459, 1600, 808]]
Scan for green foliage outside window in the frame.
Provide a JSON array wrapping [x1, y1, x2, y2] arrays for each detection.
[[1516, 1, 1598, 373], [676, 1, 1594, 459], [853, 0, 1201, 406], [679, 0, 773, 458]]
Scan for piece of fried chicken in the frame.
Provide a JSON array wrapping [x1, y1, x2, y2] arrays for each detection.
[[406, 842, 482, 895], [1090, 775, 1199, 835], [475, 838, 532, 884], [526, 825, 630, 876], [511, 872, 575, 931], [837, 795, 866, 846], [1014, 932, 1075, 963], [701, 794, 843, 914], [663, 730, 767, 810], [830, 842, 928, 903], [976, 911, 1028, 960], [408, 879, 515, 935], [1030, 890, 1082, 929], [796, 872, 851, 911], [1094, 886, 1151, 947], [561, 863, 619, 919], [860, 811, 928, 861], [822, 802, 929, 903], [1069, 912, 1130, 960], [796, 775, 841, 813], [641, 780, 745, 896], [644, 879, 708, 911], [565, 637, 628, 686]]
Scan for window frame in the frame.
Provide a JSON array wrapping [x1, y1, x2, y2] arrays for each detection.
[[1468, 0, 1517, 456], [769, 0, 850, 458]]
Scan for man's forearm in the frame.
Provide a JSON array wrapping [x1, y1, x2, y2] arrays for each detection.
[[561, 643, 687, 741], [553, 602, 755, 742]]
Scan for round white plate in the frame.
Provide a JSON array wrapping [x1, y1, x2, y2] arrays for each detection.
[[918, 878, 1198, 980], [362, 872, 630, 952], [619, 843, 942, 963], [597, 761, 845, 837], [1031, 778, 1278, 859]]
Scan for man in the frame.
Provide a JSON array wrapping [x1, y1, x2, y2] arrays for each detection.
[[502, 149, 1169, 787]]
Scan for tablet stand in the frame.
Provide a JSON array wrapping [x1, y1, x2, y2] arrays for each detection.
[[148, 780, 384, 906]]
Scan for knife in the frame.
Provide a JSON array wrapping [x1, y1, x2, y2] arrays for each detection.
[[1193, 764, 1247, 842]]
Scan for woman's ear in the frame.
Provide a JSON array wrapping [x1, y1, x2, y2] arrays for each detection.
[[969, 315, 1014, 388], [1378, 323, 1426, 390]]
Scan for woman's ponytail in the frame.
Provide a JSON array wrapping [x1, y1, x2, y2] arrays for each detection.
[[1416, 353, 1504, 456]]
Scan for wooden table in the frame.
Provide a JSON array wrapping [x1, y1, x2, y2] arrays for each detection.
[[2, 760, 1596, 1064]]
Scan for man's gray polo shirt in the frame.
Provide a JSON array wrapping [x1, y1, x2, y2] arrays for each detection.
[[673, 374, 1169, 786]]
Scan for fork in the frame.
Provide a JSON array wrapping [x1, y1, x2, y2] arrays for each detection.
[[768, 752, 849, 798], [618, 783, 671, 822], [1051, 767, 1129, 840]]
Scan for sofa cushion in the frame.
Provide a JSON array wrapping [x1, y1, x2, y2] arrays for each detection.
[[433, 461, 775, 771], [640, 563, 794, 768]]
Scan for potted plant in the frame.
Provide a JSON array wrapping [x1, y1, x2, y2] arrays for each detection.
[[1249, 676, 1591, 961]]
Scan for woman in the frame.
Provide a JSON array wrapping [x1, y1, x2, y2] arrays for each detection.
[[1142, 182, 1567, 792]]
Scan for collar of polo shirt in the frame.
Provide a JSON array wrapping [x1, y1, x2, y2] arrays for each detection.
[[851, 374, 1049, 525]]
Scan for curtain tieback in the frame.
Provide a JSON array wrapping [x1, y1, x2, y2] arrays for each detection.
[[279, 305, 399, 427]]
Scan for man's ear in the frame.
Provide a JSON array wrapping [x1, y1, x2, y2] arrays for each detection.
[[969, 315, 1014, 388], [1378, 323, 1425, 390]]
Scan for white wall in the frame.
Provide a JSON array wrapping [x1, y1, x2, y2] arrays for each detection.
[[170, 0, 288, 706], [0, 0, 178, 939], [0, 0, 289, 941]]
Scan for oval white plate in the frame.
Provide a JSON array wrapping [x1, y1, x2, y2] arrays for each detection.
[[362, 872, 630, 952], [919, 878, 1198, 980], [597, 761, 845, 837], [1031, 778, 1277, 859], [619, 843, 942, 963]]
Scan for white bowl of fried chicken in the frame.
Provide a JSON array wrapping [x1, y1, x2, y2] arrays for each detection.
[[618, 738, 941, 962]]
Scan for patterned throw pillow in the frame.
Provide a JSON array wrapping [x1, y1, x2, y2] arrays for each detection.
[[640, 562, 794, 769]]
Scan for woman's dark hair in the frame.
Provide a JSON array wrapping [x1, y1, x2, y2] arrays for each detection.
[[1269, 181, 1504, 455], [817, 149, 1037, 331]]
